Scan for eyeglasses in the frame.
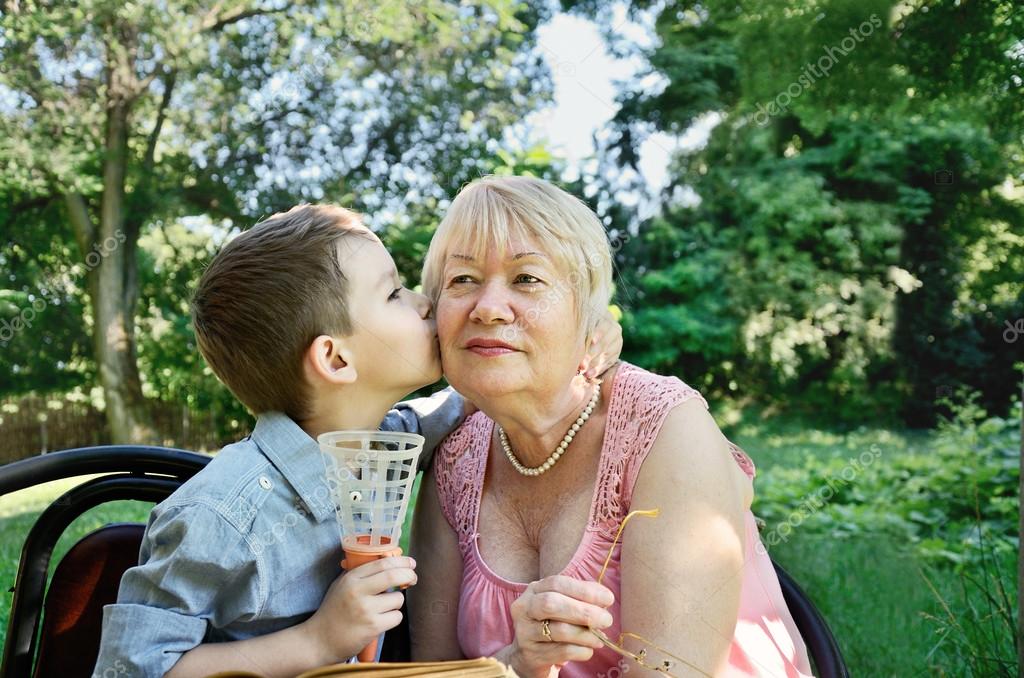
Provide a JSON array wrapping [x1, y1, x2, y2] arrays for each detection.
[[587, 509, 714, 678]]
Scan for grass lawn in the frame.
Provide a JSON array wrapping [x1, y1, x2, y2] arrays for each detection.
[[0, 416, 1011, 676], [726, 414, 1012, 677]]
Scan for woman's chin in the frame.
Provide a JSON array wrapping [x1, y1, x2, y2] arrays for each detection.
[[445, 361, 527, 399]]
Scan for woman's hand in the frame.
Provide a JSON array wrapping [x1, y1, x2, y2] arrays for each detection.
[[580, 308, 623, 379], [497, 575, 616, 678]]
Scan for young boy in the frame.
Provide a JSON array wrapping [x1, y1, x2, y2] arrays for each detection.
[[92, 204, 620, 677]]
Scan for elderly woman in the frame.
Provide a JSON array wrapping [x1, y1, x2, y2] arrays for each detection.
[[408, 176, 813, 678]]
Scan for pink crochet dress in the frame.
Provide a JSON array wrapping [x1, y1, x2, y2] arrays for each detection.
[[434, 362, 815, 677]]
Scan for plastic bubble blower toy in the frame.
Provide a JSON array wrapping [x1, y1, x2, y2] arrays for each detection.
[[318, 430, 425, 662]]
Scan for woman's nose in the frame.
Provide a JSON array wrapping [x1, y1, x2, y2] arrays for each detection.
[[469, 281, 513, 324]]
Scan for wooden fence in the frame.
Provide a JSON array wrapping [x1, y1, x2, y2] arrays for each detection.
[[0, 394, 249, 464]]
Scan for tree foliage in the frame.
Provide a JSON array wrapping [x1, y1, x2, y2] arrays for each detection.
[[584, 0, 1024, 423], [0, 0, 553, 439]]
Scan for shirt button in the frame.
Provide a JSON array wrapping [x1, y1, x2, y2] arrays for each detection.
[[258, 476, 273, 490]]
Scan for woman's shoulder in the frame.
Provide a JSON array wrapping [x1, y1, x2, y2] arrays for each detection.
[[618, 363, 755, 476], [598, 364, 723, 527], [612, 362, 709, 414]]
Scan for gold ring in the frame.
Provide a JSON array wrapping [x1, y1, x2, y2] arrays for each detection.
[[541, 619, 552, 641]]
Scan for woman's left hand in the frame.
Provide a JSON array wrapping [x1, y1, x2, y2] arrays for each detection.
[[498, 575, 616, 678], [580, 308, 623, 379]]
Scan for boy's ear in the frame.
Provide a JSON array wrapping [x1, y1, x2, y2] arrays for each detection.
[[306, 335, 358, 386]]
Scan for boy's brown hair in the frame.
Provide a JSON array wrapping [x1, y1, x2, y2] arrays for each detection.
[[191, 204, 371, 420]]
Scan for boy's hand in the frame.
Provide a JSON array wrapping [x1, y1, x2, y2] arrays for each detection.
[[303, 556, 417, 664], [579, 308, 623, 379]]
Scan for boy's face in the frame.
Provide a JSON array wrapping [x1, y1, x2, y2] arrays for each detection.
[[337, 230, 442, 394]]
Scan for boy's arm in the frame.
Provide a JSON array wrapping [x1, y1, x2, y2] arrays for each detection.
[[92, 503, 269, 677], [167, 556, 416, 677], [163, 622, 329, 678], [382, 386, 467, 470]]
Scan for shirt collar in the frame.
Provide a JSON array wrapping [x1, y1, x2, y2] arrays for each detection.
[[251, 412, 337, 523]]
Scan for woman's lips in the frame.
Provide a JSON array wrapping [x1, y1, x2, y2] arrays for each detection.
[[465, 338, 519, 357], [467, 345, 517, 357]]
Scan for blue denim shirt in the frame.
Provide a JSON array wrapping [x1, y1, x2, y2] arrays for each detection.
[[92, 388, 463, 678]]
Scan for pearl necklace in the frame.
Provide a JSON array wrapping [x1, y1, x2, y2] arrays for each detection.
[[498, 384, 601, 477]]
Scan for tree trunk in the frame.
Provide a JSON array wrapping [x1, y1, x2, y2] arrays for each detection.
[[62, 42, 156, 445], [94, 93, 155, 444]]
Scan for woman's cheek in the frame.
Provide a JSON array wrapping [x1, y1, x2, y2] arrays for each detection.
[[436, 296, 467, 333]]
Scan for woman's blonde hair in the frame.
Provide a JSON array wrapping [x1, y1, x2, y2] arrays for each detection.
[[421, 175, 613, 337]]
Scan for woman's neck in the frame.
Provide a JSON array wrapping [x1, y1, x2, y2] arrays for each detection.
[[489, 370, 611, 469]]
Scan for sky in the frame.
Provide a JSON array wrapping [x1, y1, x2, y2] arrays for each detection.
[[525, 6, 719, 214]]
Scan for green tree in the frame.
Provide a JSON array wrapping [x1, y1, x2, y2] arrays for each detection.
[[0, 0, 552, 440], [577, 0, 1024, 422]]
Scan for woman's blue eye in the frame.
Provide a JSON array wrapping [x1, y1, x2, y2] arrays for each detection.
[[515, 274, 541, 284], [450, 275, 474, 285], [388, 287, 402, 301]]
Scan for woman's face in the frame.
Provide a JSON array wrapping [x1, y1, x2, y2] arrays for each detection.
[[435, 234, 588, 402]]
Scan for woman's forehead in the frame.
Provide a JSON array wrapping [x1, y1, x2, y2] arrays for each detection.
[[446, 231, 549, 262]]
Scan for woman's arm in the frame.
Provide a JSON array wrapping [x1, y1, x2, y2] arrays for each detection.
[[621, 398, 748, 677], [407, 465, 465, 661]]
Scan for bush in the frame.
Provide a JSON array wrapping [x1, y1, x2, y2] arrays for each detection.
[[753, 388, 1019, 570], [747, 385, 1020, 675]]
